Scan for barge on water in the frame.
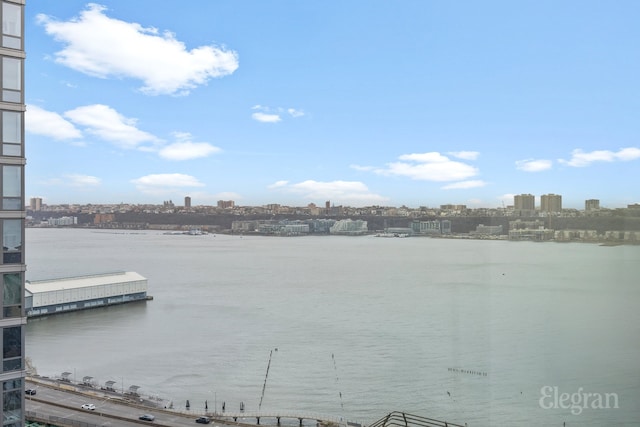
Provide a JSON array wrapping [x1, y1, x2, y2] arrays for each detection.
[[25, 271, 151, 318]]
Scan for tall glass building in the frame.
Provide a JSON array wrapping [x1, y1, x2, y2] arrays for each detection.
[[0, 0, 25, 425]]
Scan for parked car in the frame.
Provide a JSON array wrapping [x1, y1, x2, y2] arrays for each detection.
[[25, 389, 36, 395], [195, 417, 211, 424], [81, 403, 96, 410], [139, 414, 155, 421]]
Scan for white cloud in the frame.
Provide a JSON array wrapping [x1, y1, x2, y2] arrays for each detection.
[[373, 152, 479, 182], [64, 174, 101, 187], [251, 105, 304, 122], [251, 112, 281, 123], [37, 4, 238, 96], [398, 152, 450, 163], [131, 173, 205, 194], [515, 158, 553, 172], [268, 180, 289, 188], [287, 108, 305, 118], [26, 104, 83, 140], [559, 147, 640, 167], [159, 132, 221, 160], [39, 174, 100, 188], [28, 104, 221, 160], [269, 179, 388, 206], [159, 141, 220, 160], [64, 104, 160, 149], [441, 180, 487, 190], [448, 151, 479, 160]]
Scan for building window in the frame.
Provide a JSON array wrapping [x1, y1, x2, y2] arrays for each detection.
[[2, 326, 21, 372], [1, 219, 21, 264], [1, 165, 21, 210], [2, 273, 20, 318], [2, 378, 21, 391], [1, 56, 21, 103], [1, 2, 21, 50], [2, 385, 21, 425], [1, 111, 21, 156]]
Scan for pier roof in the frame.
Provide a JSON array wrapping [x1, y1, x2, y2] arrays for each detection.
[[25, 271, 147, 293]]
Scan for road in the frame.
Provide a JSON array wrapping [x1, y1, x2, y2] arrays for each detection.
[[25, 379, 220, 427]]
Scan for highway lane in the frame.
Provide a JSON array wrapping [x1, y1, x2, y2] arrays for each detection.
[[25, 380, 222, 427]]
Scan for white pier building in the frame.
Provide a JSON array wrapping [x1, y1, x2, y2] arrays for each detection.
[[25, 272, 149, 317]]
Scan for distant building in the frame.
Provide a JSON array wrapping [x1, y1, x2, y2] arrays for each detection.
[[440, 204, 467, 214], [473, 224, 503, 235], [30, 197, 42, 211], [508, 227, 554, 241], [514, 194, 535, 210], [540, 194, 562, 213], [217, 200, 235, 209], [48, 216, 78, 226], [585, 199, 600, 211], [184, 196, 191, 208], [307, 218, 336, 233], [411, 220, 443, 235], [94, 213, 115, 225], [330, 219, 368, 235]]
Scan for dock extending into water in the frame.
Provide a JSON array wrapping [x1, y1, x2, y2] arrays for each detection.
[[25, 271, 151, 318]]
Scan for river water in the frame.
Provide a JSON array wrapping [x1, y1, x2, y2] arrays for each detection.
[[24, 228, 640, 426]]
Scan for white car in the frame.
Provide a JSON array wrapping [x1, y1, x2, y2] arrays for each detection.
[[81, 403, 96, 410]]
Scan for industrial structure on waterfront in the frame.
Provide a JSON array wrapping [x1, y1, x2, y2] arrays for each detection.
[[25, 272, 149, 318]]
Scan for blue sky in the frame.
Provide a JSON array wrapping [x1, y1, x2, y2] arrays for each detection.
[[25, 1, 640, 209]]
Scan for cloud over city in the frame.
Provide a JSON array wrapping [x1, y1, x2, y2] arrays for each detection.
[[448, 151, 480, 161], [353, 152, 480, 186], [131, 173, 205, 195], [268, 180, 388, 206], [65, 174, 101, 187], [37, 3, 239, 95], [26, 104, 82, 141], [28, 105, 221, 161], [515, 158, 553, 172], [441, 180, 487, 190], [159, 132, 221, 161], [64, 104, 160, 150], [559, 147, 640, 167]]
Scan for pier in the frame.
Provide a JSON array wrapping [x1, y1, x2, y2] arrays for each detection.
[[220, 411, 351, 426], [25, 272, 150, 318]]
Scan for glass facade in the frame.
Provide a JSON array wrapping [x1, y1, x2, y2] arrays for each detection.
[[0, 1, 24, 426]]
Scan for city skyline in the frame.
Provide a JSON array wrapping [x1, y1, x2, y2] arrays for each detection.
[[25, 1, 640, 209]]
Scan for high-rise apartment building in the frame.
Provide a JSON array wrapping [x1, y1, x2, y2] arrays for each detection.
[[0, 0, 26, 424], [585, 199, 600, 211], [514, 194, 535, 210], [29, 197, 41, 211], [184, 196, 191, 208], [541, 193, 562, 213]]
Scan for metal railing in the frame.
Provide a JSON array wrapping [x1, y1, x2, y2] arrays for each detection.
[[368, 411, 466, 427]]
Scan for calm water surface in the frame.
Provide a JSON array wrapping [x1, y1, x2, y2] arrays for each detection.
[[24, 228, 640, 426]]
